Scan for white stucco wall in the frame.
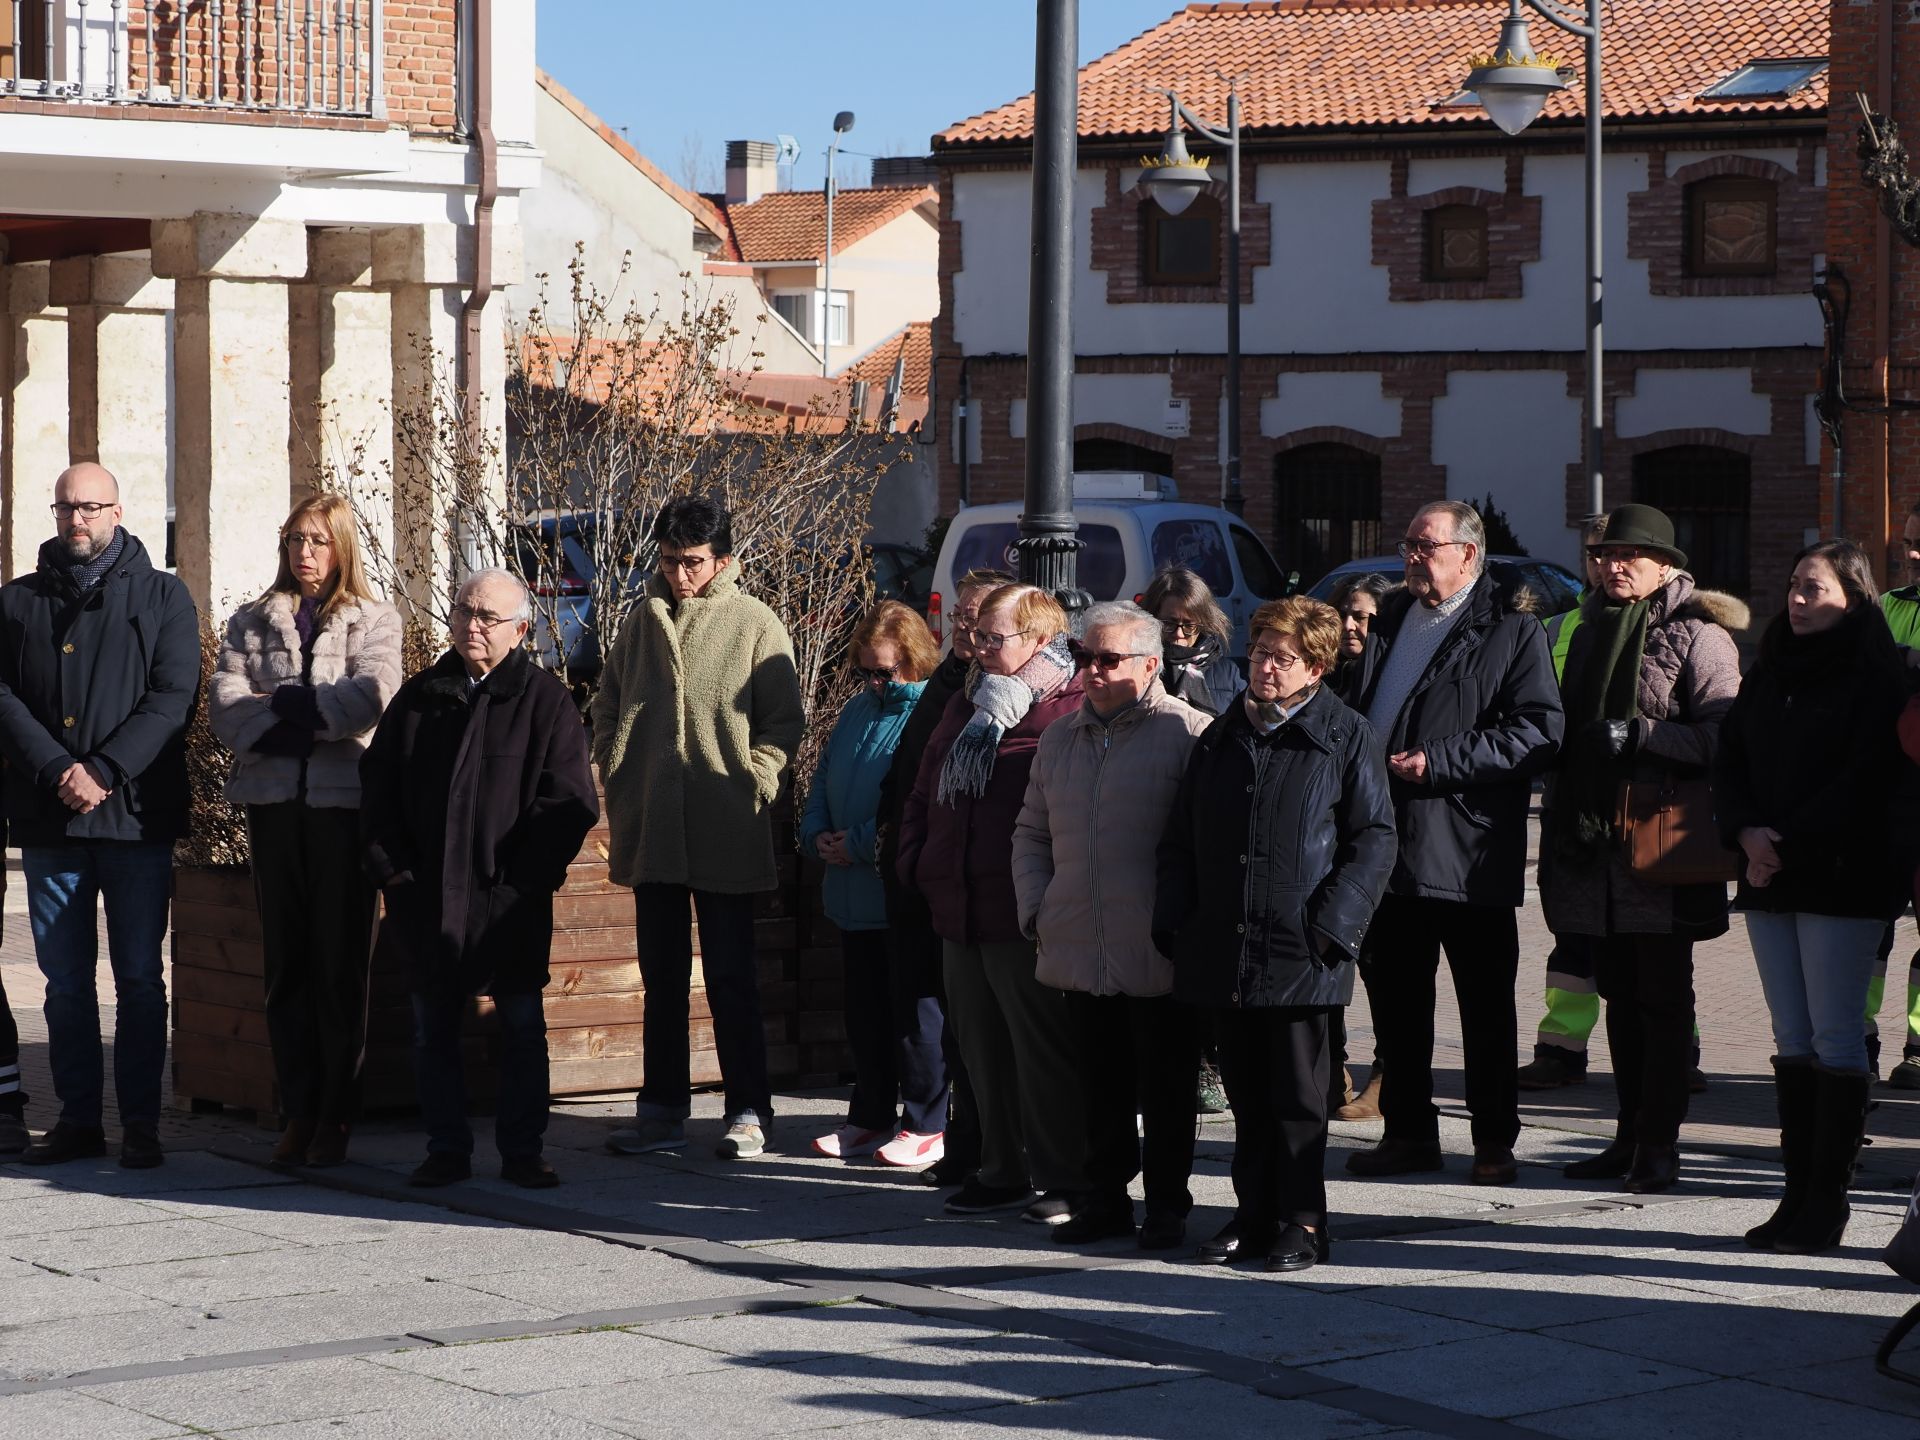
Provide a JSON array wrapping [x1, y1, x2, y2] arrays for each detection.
[[1430, 370, 1584, 567], [1615, 367, 1771, 438], [947, 151, 1822, 357], [1008, 373, 1175, 439], [1261, 371, 1400, 439]]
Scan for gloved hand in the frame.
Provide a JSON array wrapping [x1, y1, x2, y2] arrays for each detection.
[[1578, 717, 1637, 762]]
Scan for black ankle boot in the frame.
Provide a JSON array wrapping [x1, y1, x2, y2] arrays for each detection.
[[1773, 1069, 1872, 1254], [1746, 1060, 1816, 1249]]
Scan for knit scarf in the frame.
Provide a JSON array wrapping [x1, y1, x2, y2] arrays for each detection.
[[936, 634, 1075, 805], [1247, 683, 1320, 733], [66, 527, 126, 591], [1552, 590, 1652, 863]]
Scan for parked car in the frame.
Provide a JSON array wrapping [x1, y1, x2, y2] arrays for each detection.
[[1306, 553, 1582, 616], [510, 513, 643, 684], [869, 540, 933, 615], [928, 476, 1288, 654]]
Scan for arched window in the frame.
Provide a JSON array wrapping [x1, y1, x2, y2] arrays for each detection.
[[1685, 177, 1778, 277], [1274, 443, 1382, 586], [1141, 192, 1221, 287], [1632, 444, 1751, 595], [1424, 204, 1490, 282], [1073, 437, 1173, 477]]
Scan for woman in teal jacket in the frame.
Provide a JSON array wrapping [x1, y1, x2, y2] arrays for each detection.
[[802, 601, 947, 1165]]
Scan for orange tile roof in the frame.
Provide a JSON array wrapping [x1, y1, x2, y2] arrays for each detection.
[[937, 0, 1828, 147], [536, 70, 740, 260], [843, 322, 933, 428], [728, 186, 937, 264]]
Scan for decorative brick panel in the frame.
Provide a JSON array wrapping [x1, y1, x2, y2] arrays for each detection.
[[1627, 146, 1824, 298], [1089, 167, 1271, 305], [1371, 154, 1541, 302]]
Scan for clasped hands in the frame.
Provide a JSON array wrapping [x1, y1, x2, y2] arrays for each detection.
[[1739, 826, 1784, 888], [56, 760, 110, 814], [815, 831, 853, 868]]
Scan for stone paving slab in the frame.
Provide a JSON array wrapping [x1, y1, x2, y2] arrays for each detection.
[[77, 1356, 467, 1434], [1522, 1377, 1920, 1440], [0, 1389, 194, 1439], [367, 1327, 726, 1393], [7, 1216, 300, 1273]]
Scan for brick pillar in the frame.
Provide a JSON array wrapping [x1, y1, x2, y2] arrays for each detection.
[[1, 263, 70, 582]]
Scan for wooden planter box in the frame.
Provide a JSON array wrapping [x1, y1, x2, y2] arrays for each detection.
[[170, 797, 849, 1119]]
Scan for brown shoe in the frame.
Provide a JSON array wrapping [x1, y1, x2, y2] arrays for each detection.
[[1336, 1074, 1382, 1122], [1470, 1145, 1518, 1185], [272, 1119, 317, 1167], [306, 1123, 351, 1168]]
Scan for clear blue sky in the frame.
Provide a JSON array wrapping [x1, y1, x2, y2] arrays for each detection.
[[535, 0, 1187, 192]]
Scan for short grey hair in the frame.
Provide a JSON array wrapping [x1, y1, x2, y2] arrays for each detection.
[[1082, 600, 1162, 665], [1413, 500, 1487, 575], [458, 567, 532, 622]]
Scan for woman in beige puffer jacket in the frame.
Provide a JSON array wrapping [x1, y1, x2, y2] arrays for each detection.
[[1010, 601, 1208, 1248]]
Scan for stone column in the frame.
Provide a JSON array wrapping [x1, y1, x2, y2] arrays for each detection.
[[153, 213, 307, 616], [1, 263, 70, 582], [52, 253, 176, 564]]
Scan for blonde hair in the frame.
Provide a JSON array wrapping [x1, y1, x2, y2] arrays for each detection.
[[978, 582, 1068, 644], [1249, 596, 1342, 673], [270, 493, 378, 620], [847, 599, 940, 682]]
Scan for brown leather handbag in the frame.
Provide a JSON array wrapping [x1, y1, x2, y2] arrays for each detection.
[[1615, 775, 1740, 886]]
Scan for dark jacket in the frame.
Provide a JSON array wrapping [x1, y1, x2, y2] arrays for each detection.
[[1154, 688, 1397, 1009], [896, 671, 1085, 945], [1161, 641, 1244, 718], [360, 647, 598, 995], [877, 650, 966, 906], [0, 532, 199, 845], [1359, 573, 1564, 907], [1329, 631, 1386, 708], [1714, 604, 1915, 921]]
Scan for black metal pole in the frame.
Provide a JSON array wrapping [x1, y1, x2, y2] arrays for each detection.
[[1018, 0, 1088, 619], [1224, 88, 1244, 517]]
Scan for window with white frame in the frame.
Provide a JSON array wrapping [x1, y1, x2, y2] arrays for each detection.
[[770, 290, 850, 346]]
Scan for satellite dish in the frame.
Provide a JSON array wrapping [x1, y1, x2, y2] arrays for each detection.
[[775, 134, 801, 166]]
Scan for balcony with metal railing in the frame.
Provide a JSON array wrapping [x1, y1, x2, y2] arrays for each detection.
[[0, 1, 385, 117]]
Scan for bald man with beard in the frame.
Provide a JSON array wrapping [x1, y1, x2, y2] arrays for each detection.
[[0, 463, 199, 1169]]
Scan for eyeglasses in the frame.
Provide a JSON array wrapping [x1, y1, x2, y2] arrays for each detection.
[[1397, 539, 1469, 561], [852, 665, 899, 683], [968, 626, 1030, 653], [51, 501, 114, 520], [1081, 650, 1150, 671], [1160, 618, 1200, 639], [284, 532, 333, 552], [451, 603, 521, 631], [1248, 645, 1305, 671], [658, 551, 717, 573], [1586, 545, 1653, 568]]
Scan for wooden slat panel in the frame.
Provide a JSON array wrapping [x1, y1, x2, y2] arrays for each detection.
[[172, 932, 268, 978]]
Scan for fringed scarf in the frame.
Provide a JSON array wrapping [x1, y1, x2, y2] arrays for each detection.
[[1550, 591, 1651, 864], [936, 634, 1076, 805]]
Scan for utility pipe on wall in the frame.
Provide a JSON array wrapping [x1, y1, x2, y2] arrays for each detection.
[[459, 0, 498, 577]]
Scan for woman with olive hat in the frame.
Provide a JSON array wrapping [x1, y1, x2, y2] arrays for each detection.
[[1539, 503, 1746, 1194]]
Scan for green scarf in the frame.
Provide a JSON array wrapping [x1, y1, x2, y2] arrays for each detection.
[[1551, 591, 1651, 863]]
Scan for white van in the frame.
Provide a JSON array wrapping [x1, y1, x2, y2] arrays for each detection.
[[928, 474, 1289, 655]]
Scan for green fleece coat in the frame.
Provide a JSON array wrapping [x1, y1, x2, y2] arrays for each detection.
[[590, 563, 805, 893]]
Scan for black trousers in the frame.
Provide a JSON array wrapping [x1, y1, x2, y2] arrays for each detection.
[[1064, 991, 1202, 1219], [1594, 934, 1695, 1148], [0, 957, 22, 1117], [1370, 894, 1521, 1150], [1216, 1006, 1332, 1230], [247, 802, 376, 1124], [886, 894, 976, 1167], [634, 885, 771, 1123]]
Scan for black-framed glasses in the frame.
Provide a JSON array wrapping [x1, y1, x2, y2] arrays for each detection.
[[1160, 618, 1201, 639], [1248, 645, 1304, 671], [968, 626, 1030, 653], [658, 551, 717, 573], [852, 665, 899, 684], [451, 603, 520, 631], [1081, 650, 1151, 671], [1397, 539, 1468, 560], [51, 501, 114, 519]]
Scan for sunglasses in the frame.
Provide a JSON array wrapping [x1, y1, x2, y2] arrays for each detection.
[[1076, 649, 1151, 671], [852, 665, 899, 683]]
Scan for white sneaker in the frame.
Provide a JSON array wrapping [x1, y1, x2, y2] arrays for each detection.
[[811, 1124, 894, 1159], [875, 1131, 945, 1169]]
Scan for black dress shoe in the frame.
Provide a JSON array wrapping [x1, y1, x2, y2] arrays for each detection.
[[1138, 1212, 1187, 1251], [501, 1155, 560, 1189], [1345, 1138, 1444, 1177], [0, 1111, 29, 1157], [408, 1153, 472, 1187], [22, 1122, 107, 1166], [1051, 1206, 1135, 1245], [1470, 1146, 1518, 1186], [1623, 1143, 1679, 1194], [1563, 1139, 1635, 1180], [1266, 1223, 1331, 1273], [1197, 1219, 1273, 1265], [119, 1126, 164, 1170]]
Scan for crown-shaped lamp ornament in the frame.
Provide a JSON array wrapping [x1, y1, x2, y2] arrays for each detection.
[[1138, 112, 1214, 216], [1464, 3, 1569, 135]]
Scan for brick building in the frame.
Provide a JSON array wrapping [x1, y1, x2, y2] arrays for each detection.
[[1824, 0, 1920, 571], [930, 0, 1832, 595], [0, 1, 535, 613]]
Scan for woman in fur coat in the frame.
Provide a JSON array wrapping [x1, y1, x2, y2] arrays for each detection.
[[208, 493, 403, 1168]]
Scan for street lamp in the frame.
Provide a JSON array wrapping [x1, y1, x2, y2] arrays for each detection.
[[822, 109, 855, 378], [1138, 86, 1245, 517], [1463, 0, 1603, 516]]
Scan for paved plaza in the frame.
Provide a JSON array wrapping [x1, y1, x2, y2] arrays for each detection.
[[6, 856, 1920, 1438]]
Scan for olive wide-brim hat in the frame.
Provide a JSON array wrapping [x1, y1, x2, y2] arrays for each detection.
[[1599, 503, 1687, 570]]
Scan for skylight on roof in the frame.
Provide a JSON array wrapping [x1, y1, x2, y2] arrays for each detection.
[[1699, 58, 1826, 101]]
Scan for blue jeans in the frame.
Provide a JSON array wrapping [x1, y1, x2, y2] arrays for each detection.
[[24, 843, 173, 1130], [1746, 911, 1885, 1072], [411, 989, 549, 1160]]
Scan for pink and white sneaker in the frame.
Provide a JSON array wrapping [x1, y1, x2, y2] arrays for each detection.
[[811, 1125, 894, 1159], [875, 1131, 946, 1169]]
